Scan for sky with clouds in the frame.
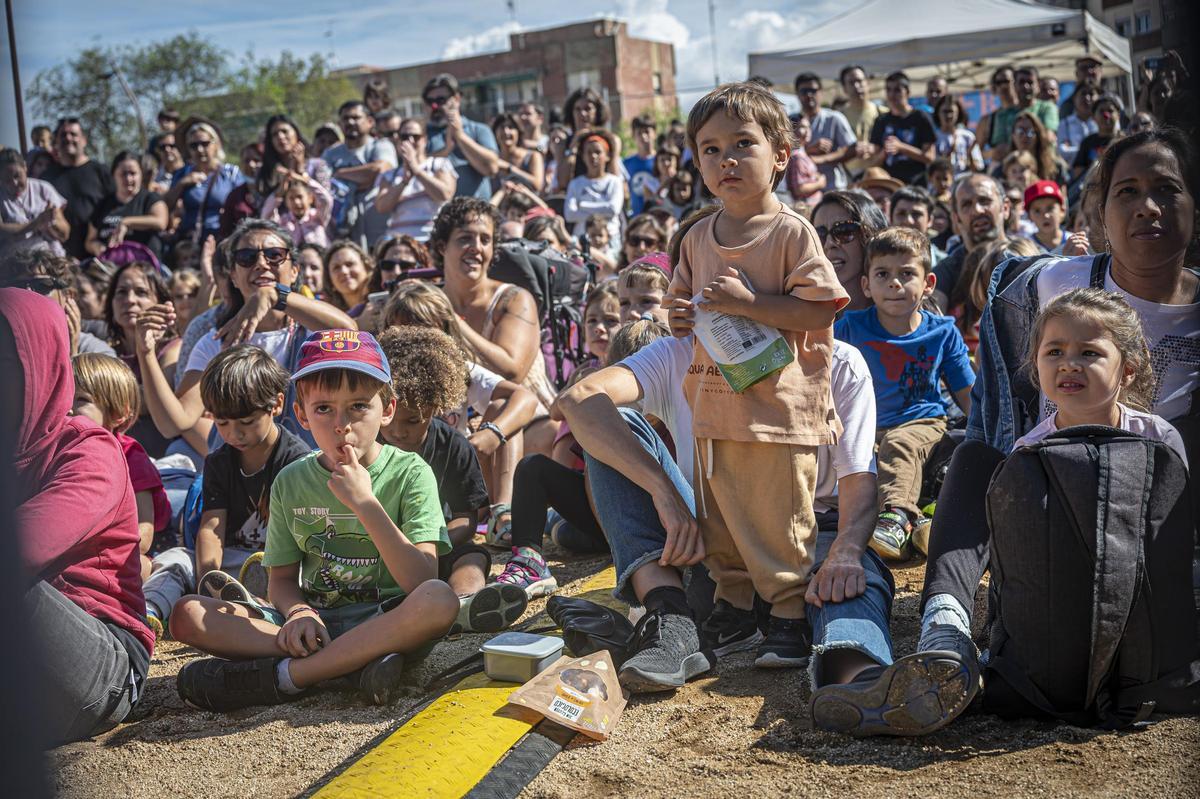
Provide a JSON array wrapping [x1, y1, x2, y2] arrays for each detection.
[[1, 0, 846, 146]]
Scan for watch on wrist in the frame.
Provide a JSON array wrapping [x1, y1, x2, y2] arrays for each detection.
[[480, 421, 507, 445], [273, 282, 292, 312]]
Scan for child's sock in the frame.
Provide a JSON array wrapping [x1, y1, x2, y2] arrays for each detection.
[[276, 658, 303, 695], [918, 593, 971, 650], [642, 585, 692, 618]]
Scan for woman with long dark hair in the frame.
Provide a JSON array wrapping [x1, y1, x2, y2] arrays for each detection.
[[812, 190, 889, 310], [258, 114, 333, 199]]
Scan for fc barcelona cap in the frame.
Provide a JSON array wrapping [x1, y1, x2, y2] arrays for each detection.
[[290, 329, 391, 384]]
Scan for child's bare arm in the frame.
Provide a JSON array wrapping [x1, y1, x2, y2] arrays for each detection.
[[268, 562, 328, 658], [195, 510, 226, 580], [135, 491, 155, 555], [701, 267, 838, 331], [446, 514, 476, 548], [953, 386, 973, 416]]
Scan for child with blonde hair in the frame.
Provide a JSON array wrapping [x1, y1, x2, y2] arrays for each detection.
[[617, 252, 671, 324], [666, 82, 849, 667]]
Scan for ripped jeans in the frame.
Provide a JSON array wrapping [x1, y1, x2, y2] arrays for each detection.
[[807, 529, 896, 688]]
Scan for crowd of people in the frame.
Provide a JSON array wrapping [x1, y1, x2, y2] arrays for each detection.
[[2, 46, 1196, 750]]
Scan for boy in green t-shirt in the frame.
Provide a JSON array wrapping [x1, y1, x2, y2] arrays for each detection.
[[174, 330, 458, 710]]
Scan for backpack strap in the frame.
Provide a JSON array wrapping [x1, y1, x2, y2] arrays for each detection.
[[1088, 252, 1111, 289]]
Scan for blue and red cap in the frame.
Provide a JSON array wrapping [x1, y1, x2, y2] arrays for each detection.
[[290, 329, 391, 384]]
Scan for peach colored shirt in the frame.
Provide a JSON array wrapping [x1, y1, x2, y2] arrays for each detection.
[[669, 206, 849, 445]]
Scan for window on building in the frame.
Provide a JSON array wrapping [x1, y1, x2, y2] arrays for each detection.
[[653, 72, 663, 95], [1115, 17, 1132, 37], [397, 97, 422, 117], [567, 69, 602, 93], [1135, 12, 1152, 34]]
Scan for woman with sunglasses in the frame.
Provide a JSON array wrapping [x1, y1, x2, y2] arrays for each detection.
[[812, 190, 889, 311], [258, 114, 334, 201], [162, 119, 246, 247], [148, 132, 186, 194], [492, 113, 544, 194], [374, 118, 457, 242], [136, 219, 354, 456], [373, 235, 435, 285], [617, 213, 668, 270]]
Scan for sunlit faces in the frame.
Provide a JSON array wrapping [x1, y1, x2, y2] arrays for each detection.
[[1034, 314, 1131, 428], [861, 253, 934, 323], [113, 158, 142, 200], [617, 277, 668, 324], [69, 390, 109, 429], [295, 377, 395, 466], [583, 295, 621, 361], [1103, 141, 1196, 269], [297, 247, 324, 294], [327, 246, 371, 305], [891, 199, 930, 233], [285, 182, 314, 219], [111, 268, 158, 331], [233, 230, 298, 297], [1027, 196, 1065, 240], [442, 215, 495, 280], [212, 403, 283, 453], [693, 111, 789, 207], [953, 176, 1008, 248]]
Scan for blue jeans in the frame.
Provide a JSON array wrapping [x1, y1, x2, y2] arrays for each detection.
[[807, 530, 896, 688], [583, 408, 695, 605]]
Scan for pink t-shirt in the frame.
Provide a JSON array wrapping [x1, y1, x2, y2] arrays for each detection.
[[786, 149, 822, 205], [119, 432, 172, 533]]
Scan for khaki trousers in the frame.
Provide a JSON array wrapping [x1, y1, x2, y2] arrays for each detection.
[[875, 416, 948, 517]]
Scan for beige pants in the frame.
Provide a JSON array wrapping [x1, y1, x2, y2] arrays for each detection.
[[875, 416, 948, 517], [695, 438, 819, 619]]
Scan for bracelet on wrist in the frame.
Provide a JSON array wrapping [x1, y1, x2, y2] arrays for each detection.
[[480, 421, 508, 445], [286, 605, 317, 620]]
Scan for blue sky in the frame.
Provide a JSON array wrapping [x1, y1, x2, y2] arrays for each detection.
[[2, 0, 842, 147]]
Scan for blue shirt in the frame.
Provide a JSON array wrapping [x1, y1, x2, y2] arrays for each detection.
[[835, 307, 974, 428], [426, 117, 499, 199], [172, 163, 245, 240], [624, 153, 656, 215]]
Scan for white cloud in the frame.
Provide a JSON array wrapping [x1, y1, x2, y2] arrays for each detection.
[[442, 20, 523, 59]]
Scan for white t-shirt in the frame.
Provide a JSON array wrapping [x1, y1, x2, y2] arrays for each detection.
[[185, 326, 294, 376], [1013, 403, 1188, 467], [374, 157, 458, 241], [620, 336, 877, 510], [563, 173, 623, 244], [1037, 257, 1200, 422]]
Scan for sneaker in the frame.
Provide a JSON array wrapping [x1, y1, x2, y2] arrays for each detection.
[[449, 583, 529, 635], [238, 551, 269, 600], [754, 616, 813, 668], [176, 657, 299, 712], [354, 653, 407, 705], [494, 547, 558, 598], [198, 570, 254, 604], [618, 610, 713, 693], [146, 611, 164, 641], [869, 509, 912, 560], [809, 649, 980, 736], [700, 599, 763, 657]]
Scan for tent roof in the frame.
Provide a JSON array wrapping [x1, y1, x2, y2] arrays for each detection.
[[749, 0, 1131, 92]]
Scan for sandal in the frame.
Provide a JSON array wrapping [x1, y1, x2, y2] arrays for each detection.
[[486, 503, 513, 548]]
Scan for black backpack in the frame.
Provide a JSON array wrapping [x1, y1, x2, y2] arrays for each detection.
[[983, 425, 1200, 727], [489, 239, 593, 389]]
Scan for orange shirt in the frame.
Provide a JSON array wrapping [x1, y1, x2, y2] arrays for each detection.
[[669, 206, 849, 445]]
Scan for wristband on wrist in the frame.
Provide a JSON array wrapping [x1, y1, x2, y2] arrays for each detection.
[[480, 421, 507, 445], [285, 605, 317, 620]]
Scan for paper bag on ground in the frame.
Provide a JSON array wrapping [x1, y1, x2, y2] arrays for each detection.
[[507, 651, 627, 740], [691, 291, 794, 393]]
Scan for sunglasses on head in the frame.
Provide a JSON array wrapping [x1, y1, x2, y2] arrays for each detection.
[[379, 258, 418, 272], [233, 247, 290, 268], [4, 275, 68, 295], [627, 234, 660, 248], [815, 220, 862, 245]]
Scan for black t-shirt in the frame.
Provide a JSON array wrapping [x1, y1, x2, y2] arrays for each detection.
[[1073, 133, 1114, 172], [932, 243, 967, 301], [43, 160, 114, 259], [202, 425, 311, 550], [418, 418, 490, 520], [869, 109, 938, 184], [89, 190, 165, 258]]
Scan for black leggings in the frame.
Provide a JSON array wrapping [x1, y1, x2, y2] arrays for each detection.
[[510, 455, 606, 552]]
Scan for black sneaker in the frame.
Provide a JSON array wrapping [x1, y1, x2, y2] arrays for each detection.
[[754, 616, 812, 668], [354, 653, 407, 705], [809, 650, 978, 736], [618, 610, 713, 693], [176, 657, 299, 712], [700, 599, 764, 657]]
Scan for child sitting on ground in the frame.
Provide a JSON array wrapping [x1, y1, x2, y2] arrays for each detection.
[[172, 329, 458, 710], [141, 345, 311, 636], [666, 82, 850, 669], [834, 227, 975, 559], [582, 282, 621, 367], [1023, 180, 1069, 254], [70, 353, 172, 581], [377, 326, 529, 634], [617, 252, 672, 324], [261, 178, 333, 249]]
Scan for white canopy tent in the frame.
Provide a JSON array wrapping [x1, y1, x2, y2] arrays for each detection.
[[749, 0, 1133, 97]]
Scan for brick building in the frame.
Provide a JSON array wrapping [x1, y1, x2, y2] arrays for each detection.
[[336, 19, 678, 126]]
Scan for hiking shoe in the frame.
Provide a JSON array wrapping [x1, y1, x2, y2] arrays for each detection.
[[494, 546, 558, 598], [754, 616, 813, 668], [809, 650, 980, 736], [176, 657, 298, 712], [354, 653, 407, 705], [700, 599, 763, 657], [619, 609, 713, 693], [449, 583, 529, 635], [238, 551, 269, 600], [869, 509, 912, 560]]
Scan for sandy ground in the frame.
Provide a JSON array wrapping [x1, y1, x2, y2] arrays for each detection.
[[50, 550, 1199, 799]]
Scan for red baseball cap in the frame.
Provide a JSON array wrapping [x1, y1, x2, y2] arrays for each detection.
[[291, 329, 391, 384], [1024, 180, 1064, 209]]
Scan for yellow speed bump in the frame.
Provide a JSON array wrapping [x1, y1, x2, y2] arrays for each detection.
[[313, 565, 619, 799]]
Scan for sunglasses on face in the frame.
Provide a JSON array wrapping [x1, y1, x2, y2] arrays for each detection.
[[815, 220, 862, 245], [189, 140, 213, 151], [233, 247, 289, 268], [379, 258, 418, 272], [627, 234, 660, 248], [158, 142, 178, 152], [424, 94, 450, 107], [797, 87, 819, 96]]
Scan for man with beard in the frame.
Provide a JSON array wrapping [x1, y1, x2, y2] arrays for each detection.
[[42, 119, 113, 259], [931, 174, 1009, 311], [322, 100, 398, 247], [423, 73, 500, 199]]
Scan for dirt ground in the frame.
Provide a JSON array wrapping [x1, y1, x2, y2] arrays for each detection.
[[50, 549, 1200, 799]]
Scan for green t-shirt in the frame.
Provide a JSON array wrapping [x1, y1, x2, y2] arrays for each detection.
[[990, 100, 1060, 147], [263, 444, 449, 608]]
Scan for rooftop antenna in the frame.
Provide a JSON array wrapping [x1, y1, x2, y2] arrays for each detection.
[[506, 0, 516, 23], [707, 0, 719, 86], [325, 21, 338, 68]]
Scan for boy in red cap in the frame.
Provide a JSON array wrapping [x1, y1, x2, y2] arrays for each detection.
[[172, 329, 458, 711], [1024, 180, 1069, 254]]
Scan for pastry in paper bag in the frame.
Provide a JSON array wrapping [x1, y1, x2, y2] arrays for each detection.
[[507, 651, 627, 740]]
